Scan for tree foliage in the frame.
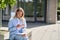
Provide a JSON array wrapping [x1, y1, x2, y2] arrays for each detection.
[[0, 0, 16, 9], [58, 0, 60, 8]]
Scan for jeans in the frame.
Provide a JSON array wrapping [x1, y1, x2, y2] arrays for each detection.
[[10, 35, 29, 40]]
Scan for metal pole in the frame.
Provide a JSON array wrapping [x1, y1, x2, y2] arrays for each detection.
[[17, 0, 19, 8], [33, 0, 37, 22], [44, 0, 47, 23], [23, 0, 25, 9]]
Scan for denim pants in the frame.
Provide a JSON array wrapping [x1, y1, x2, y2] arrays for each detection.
[[10, 35, 29, 40]]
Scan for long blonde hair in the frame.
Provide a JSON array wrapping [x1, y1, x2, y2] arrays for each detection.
[[14, 7, 25, 21]]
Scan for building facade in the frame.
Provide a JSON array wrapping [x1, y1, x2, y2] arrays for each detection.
[[0, 0, 58, 27]]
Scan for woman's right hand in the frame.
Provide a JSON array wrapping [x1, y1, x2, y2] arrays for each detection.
[[16, 24, 25, 29], [16, 24, 21, 28], [21, 34, 26, 37]]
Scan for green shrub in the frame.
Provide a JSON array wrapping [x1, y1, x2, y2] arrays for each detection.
[[58, 8, 60, 10], [57, 10, 60, 15]]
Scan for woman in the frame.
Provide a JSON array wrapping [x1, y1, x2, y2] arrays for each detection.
[[8, 8, 28, 40]]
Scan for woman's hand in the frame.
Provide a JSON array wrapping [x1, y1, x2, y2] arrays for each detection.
[[16, 24, 24, 28], [16, 24, 21, 28], [16, 24, 25, 29], [21, 34, 26, 37]]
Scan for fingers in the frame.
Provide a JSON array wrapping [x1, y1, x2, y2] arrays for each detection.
[[22, 34, 26, 37], [16, 24, 25, 28], [16, 24, 21, 28]]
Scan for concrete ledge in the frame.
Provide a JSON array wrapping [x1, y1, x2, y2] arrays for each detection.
[[0, 27, 8, 31], [0, 35, 4, 40], [0, 27, 32, 40]]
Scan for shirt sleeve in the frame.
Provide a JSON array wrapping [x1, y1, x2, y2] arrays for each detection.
[[8, 19, 16, 32], [21, 18, 27, 33], [24, 18, 27, 28]]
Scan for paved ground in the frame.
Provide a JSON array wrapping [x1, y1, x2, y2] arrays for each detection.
[[29, 21, 60, 40], [31, 24, 58, 40]]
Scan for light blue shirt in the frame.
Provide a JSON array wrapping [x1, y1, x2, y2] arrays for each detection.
[[8, 17, 27, 39]]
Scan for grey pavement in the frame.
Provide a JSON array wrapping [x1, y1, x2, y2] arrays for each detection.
[[31, 24, 59, 40], [30, 21, 60, 40]]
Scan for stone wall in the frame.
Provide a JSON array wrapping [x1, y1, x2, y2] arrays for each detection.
[[46, 0, 57, 24]]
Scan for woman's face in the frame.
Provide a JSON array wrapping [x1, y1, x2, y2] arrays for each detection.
[[17, 11, 23, 18]]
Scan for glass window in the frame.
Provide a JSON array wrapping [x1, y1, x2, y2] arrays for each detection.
[[18, 0, 46, 22]]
